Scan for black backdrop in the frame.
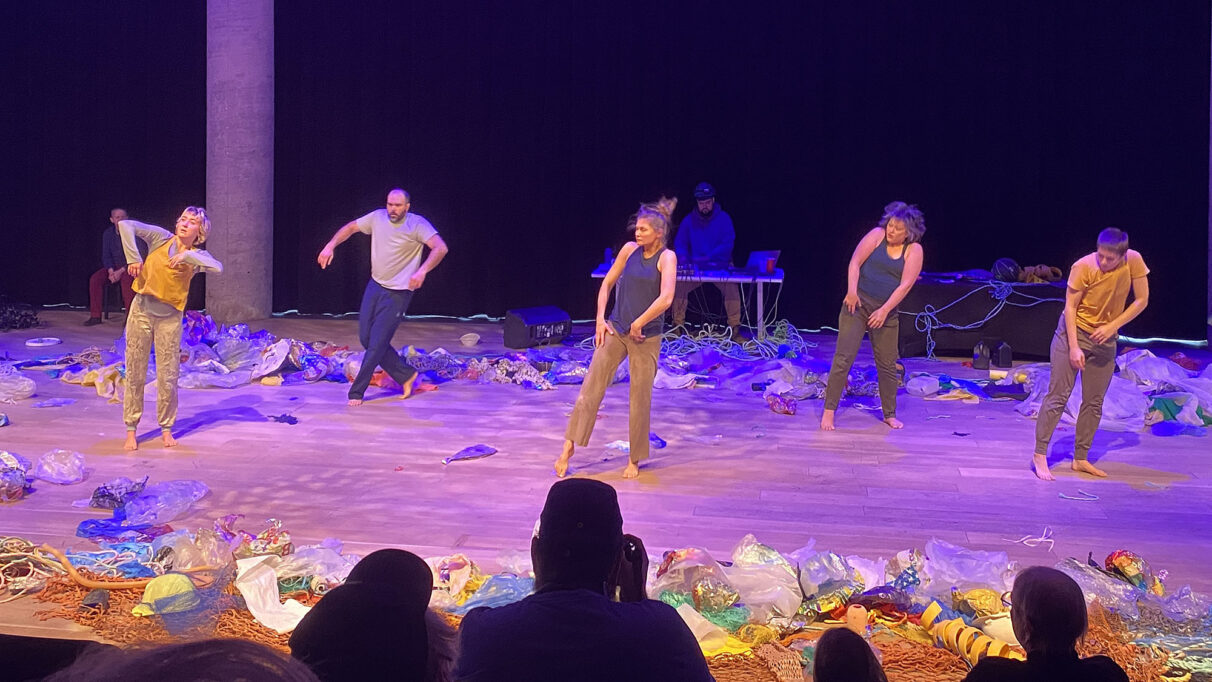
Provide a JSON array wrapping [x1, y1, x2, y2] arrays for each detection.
[[2, 1, 1208, 338]]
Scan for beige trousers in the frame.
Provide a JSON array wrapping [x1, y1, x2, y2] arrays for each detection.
[[123, 295, 183, 431], [564, 330, 661, 463]]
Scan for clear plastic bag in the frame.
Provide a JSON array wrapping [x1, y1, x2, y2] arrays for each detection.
[[123, 480, 210, 526], [922, 538, 1014, 596], [32, 449, 86, 484], [723, 534, 803, 624], [0, 365, 36, 401]]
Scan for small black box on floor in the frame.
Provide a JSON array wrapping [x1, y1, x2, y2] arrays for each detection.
[[504, 306, 572, 349]]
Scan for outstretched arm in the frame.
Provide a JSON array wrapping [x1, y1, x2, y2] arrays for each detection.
[[408, 234, 449, 290], [317, 221, 361, 269]]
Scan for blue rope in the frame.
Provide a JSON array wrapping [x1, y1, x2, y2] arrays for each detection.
[[909, 281, 1063, 360]]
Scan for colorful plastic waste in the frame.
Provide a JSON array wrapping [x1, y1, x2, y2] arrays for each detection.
[[1106, 549, 1165, 596], [32, 398, 75, 408], [0, 450, 32, 502], [215, 515, 294, 558], [132, 573, 201, 616]]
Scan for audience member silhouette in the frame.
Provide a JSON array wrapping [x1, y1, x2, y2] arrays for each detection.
[[290, 548, 435, 682], [812, 626, 888, 682], [963, 566, 1128, 682], [454, 479, 711, 681], [43, 638, 319, 682]]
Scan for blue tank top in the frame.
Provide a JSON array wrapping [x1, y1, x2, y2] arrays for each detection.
[[610, 246, 666, 337], [858, 238, 905, 305]]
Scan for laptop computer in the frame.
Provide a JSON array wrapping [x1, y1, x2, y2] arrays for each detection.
[[743, 250, 781, 274]]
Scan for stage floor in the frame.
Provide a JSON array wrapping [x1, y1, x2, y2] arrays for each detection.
[[2, 310, 1210, 640]]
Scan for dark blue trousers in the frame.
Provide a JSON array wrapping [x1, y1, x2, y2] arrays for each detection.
[[348, 280, 416, 400]]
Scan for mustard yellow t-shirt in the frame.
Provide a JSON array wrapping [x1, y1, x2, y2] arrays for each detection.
[[1067, 249, 1149, 333]]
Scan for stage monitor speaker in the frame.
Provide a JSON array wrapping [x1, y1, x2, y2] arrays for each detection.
[[504, 306, 571, 349]]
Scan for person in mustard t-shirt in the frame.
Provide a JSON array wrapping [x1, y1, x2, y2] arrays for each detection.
[[1032, 228, 1149, 481], [118, 207, 224, 451]]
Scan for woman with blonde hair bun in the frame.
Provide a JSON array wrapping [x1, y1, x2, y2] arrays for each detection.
[[556, 197, 678, 479]]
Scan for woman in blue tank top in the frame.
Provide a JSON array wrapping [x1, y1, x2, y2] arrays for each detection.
[[557, 197, 679, 479], [821, 202, 925, 431]]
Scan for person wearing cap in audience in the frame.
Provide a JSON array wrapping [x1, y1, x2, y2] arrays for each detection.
[[671, 181, 743, 338], [454, 479, 711, 681]]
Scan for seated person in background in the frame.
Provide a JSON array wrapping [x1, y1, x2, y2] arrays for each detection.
[[43, 638, 319, 682], [813, 627, 888, 682], [455, 479, 712, 681], [290, 548, 439, 682], [84, 207, 146, 326], [963, 566, 1128, 682], [671, 181, 742, 337]]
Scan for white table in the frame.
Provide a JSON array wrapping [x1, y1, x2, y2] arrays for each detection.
[[591, 264, 785, 340]]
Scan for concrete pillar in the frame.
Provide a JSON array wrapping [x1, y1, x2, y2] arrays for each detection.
[[1208, 16, 1212, 346], [205, 0, 274, 323]]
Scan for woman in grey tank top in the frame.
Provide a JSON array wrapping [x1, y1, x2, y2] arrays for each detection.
[[556, 198, 679, 479], [821, 202, 926, 431]]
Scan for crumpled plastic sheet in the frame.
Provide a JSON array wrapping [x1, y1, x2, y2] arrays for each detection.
[[154, 528, 235, 571], [723, 534, 803, 624], [651, 547, 739, 613], [182, 311, 219, 345], [84, 476, 149, 509], [123, 480, 210, 526], [921, 538, 1015, 596], [31, 449, 86, 484], [1117, 349, 1196, 390], [789, 544, 859, 600], [1016, 363, 1149, 431], [1, 450, 33, 502], [1056, 557, 1144, 619], [58, 360, 126, 402], [0, 364, 37, 402], [234, 555, 312, 634], [428, 553, 486, 608], [77, 507, 175, 543], [272, 542, 357, 587]]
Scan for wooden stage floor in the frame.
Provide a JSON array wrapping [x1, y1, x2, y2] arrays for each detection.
[[2, 310, 1210, 640]]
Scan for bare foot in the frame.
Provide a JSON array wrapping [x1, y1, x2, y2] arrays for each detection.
[[348, 398, 363, 407], [1032, 453, 1055, 481], [162, 431, 178, 448], [123, 431, 138, 451], [401, 373, 419, 400], [1072, 460, 1108, 477], [623, 462, 640, 479], [820, 409, 836, 431], [554, 440, 574, 478], [883, 417, 904, 429]]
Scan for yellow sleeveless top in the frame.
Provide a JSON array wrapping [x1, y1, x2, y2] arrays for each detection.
[[133, 240, 196, 311]]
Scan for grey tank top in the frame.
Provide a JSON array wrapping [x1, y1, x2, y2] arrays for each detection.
[[858, 238, 905, 305], [610, 246, 666, 338]]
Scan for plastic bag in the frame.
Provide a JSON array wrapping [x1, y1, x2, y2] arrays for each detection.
[[89, 476, 149, 509], [32, 449, 86, 484], [906, 375, 941, 397], [789, 545, 855, 599], [1117, 349, 1192, 389], [651, 548, 738, 612], [162, 529, 234, 571], [451, 575, 535, 614], [922, 538, 1014, 596], [0, 366, 36, 401], [1055, 557, 1141, 619], [0, 450, 32, 502], [722, 535, 803, 624], [123, 480, 210, 526], [178, 370, 253, 389], [273, 545, 355, 584]]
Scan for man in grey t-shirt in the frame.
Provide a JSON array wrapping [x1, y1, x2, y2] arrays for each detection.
[[318, 188, 449, 405]]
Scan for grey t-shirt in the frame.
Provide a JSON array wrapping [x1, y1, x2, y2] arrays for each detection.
[[356, 209, 438, 291]]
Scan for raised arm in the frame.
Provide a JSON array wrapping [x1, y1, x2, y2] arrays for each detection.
[[118, 220, 173, 266], [628, 249, 679, 341], [407, 234, 449, 290], [317, 221, 361, 269], [844, 228, 885, 313], [1091, 275, 1149, 344], [868, 242, 923, 328], [593, 242, 638, 346]]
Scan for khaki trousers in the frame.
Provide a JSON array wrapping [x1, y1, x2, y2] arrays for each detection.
[[123, 295, 183, 431], [564, 330, 661, 463], [1034, 317, 1116, 461], [823, 293, 901, 419]]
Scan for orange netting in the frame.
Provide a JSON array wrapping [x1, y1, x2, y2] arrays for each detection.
[[1077, 603, 1173, 682]]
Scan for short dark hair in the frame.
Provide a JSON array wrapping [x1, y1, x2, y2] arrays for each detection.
[[1011, 566, 1088, 656], [813, 627, 888, 682], [1097, 227, 1129, 255], [44, 639, 319, 682]]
